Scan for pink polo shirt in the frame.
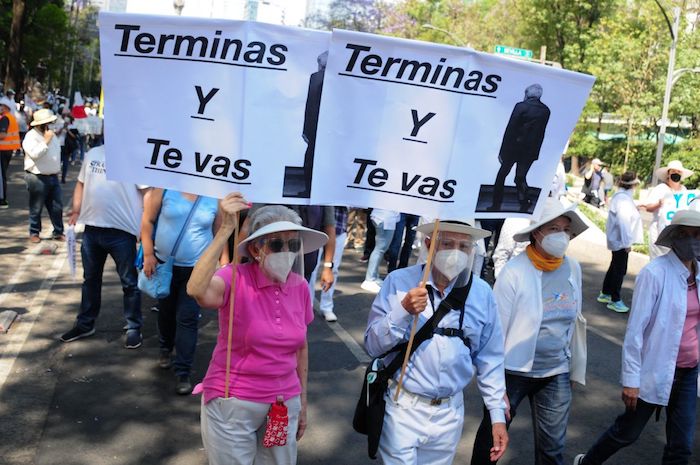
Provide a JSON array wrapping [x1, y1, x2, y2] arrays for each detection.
[[200, 263, 313, 404], [677, 281, 700, 368]]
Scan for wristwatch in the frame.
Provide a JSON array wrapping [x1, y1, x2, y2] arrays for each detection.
[[323, 262, 334, 268]]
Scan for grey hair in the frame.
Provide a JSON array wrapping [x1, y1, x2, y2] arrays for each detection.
[[247, 205, 302, 236], [525, 84, 543, 99]]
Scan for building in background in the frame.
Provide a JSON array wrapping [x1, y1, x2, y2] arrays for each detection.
[[98, 0, 308, 26]]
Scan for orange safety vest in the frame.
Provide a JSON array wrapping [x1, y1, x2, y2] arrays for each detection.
[[0, 111, 21, 151]]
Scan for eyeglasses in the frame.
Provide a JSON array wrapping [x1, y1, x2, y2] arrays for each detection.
[[438, 239, 474, 253], [263, 237, 302, 253]]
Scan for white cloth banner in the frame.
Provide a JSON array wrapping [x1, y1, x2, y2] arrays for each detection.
[[660, 190, 700, 228], [310, 30, 595, 219], [99, 12, 330, 204]]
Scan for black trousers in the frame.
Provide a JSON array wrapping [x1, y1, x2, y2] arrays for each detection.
[[602, 249, 629, 302], [492, 158, 535, 207]]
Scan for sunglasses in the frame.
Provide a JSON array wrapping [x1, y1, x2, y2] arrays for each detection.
[[262, 237, 302, 253]]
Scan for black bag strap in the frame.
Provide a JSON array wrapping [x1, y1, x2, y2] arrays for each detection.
[[381, 275, 473, 378]]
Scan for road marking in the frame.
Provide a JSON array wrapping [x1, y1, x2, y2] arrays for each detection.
[[0, 248, 38, 308], [0, 249, 66, 390], [314, 299, 371, 364], [588, 325, 624, 347]]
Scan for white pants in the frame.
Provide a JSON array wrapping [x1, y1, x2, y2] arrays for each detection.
[[308, 232, 347, 312], [201, 395, 301, 465], [379, 386, 465, 465]]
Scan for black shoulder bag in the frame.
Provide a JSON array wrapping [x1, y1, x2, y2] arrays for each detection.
[[352, 277, 472, 459]]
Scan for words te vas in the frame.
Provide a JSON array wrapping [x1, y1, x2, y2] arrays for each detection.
[[114, 24, 287, 66], [344, 44, 501, 94]]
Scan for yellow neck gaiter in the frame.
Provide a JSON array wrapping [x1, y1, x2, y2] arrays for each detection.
[[526, 244, 563, 272]]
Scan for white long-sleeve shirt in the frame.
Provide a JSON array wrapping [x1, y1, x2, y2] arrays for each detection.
[[606, 188, 643, 251], [494, 252, 586, 384], [365, 265, 507, 423], [22, 127, 61, 175], [622, 252, 700, 405]]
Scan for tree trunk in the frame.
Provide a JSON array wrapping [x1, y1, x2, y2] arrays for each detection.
[[4, 0, 26, 95]]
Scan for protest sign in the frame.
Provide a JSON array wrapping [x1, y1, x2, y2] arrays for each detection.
[[99, 12, 330, 203], [310, 30, 595, 218], [659, 190, 700, 227]]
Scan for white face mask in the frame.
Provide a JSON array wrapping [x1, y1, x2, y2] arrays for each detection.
[[540, 231, 570, 258], [433, 249, 471, 281], [262, 252, 297, 282]]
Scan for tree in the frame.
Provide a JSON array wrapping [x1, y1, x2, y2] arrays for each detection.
[[304, 0, 388, 33], [4, 0, 26, 92]]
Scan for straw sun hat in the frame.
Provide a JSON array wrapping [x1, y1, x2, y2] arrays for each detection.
[[513, 198, 589, 242], [237, 221, 328, 258]]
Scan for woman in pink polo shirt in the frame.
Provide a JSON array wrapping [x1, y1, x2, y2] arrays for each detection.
[[187, 196, 328, 465]]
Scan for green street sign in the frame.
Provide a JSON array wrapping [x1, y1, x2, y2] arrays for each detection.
[[494, 45, 533, 59]]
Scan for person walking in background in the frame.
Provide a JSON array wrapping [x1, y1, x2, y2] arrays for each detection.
[[59, 145, 147, 348], [582, 158, 605, 208], [141, 188, 221, 395], [472, 198, 588, 465], [640, 160, 694, 259], [21, 108, 64, 242], [361, 209, 399, 294], [0, 96, 21, 208], [309, 206, 347, 322], [387, 213, 420, 272], [574, 210, 700, 465], [597, 171, 643, 313]]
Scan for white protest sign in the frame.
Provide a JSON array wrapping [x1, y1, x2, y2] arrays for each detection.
[[659, 190, 700, 227], [99, 12, 329, 203], [311, 30, 595, 218]]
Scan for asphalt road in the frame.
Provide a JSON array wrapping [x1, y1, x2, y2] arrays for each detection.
[[0, 154, 698, 465]]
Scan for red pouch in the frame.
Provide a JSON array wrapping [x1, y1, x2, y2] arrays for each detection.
[[263, 396, 288, 448]]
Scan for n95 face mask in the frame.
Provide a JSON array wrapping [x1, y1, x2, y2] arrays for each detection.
[[263, 252, 297, 282], [433, 249, 471, 281]]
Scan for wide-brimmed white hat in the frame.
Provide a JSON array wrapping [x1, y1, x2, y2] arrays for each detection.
[[655, 209, 700, 248], [513, 198, 589, 242], [0, 97, 14, 111], [30, 108, 57, 126], [656, 160, 694, 182], [416, 219, 491, 241], [237, 221, 328, 258]]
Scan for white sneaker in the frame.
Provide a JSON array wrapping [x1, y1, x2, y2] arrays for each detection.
[[361, 280, 382, 294], [322, 311, 338, 322], [573, 454, 585, 465]]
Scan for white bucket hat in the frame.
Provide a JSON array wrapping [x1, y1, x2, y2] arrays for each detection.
[[655, 209, 700, 248], [416, 219, 491, 241], [513, 198, 589, 242], [30, 108, 58, 126], [237, 221, 328, 258], [656, 160, 694, 182]]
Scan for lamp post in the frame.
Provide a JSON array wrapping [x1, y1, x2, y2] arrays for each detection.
[[651, 4, 681, 186], [421, 24, 468, 47]]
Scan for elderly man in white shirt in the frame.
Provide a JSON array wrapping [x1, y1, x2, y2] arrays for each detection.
[[365, 220, 508, 465], [22, 108, 64, 243], [597, 171, 643, 313], [575, 209, 700, 465]]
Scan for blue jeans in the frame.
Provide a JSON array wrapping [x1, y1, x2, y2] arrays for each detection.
[[24, 172, 64, 236], [365, 221, 394, 282], [581, 365, 698, 465], [158, 266, 200, 377], [387, 214, 420, 272], [472, 372, 572, 465], [76, 226, 142, 331]]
